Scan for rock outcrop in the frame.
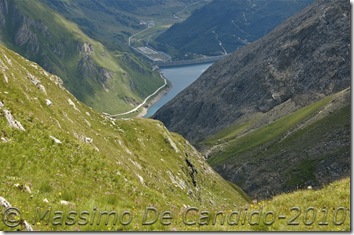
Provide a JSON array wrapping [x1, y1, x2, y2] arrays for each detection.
[[3, 109, 25, 131], [154, 0, 350, 199]]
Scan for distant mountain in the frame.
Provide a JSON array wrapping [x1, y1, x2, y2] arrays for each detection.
[[152, 0, 314, 59], [154, 0, 350, 198], [39, 0, 210, 51], [0, 1, 350, 232], [0, 0, 164, 114]]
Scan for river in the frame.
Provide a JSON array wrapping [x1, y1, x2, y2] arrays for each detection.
[[144, 62, 213, 117]]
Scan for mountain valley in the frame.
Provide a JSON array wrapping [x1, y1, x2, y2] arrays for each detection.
[[153, 0, 351, 199], [0, 39, 349, 232], [151, 0, 314, 59], [0, 0, 351, 232], [0, 0, 166, 114], [0, 45, 250, 231]]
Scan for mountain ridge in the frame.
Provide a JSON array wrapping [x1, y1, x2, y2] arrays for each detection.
[[152, 0, 314, 59], [0, 44, 251, 231], [153, 0, 350, 143], [0, 0, 351, 231], [0, 44, 350, 231], [0, 0, 164, 114], [153, 0, 350, 198]]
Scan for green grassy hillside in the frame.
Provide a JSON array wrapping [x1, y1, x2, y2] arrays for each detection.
[[0, 0, 164, 114], [0, 45, 350, 232], [206, 90, 349, 166], [203, 88, 350, 200], [0, 45, 249, 231], [252, 178, 350, 232]]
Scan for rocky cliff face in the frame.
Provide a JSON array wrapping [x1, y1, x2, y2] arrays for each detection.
[[154, 0, 350, 144], [153, 0, 350, 199]]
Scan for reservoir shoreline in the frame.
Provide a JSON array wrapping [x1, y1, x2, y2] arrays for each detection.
[[144, 62, 213, 118], [137, 78, 172, 118]]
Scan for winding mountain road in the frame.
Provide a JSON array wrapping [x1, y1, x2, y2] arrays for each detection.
[[114, 1, 210, 118], [173, 0, 209, 20], [110, 74, 167, 117]]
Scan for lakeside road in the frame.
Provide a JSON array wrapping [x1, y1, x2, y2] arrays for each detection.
[[110, 73, 167, 118], [128, 24, 153, 47]]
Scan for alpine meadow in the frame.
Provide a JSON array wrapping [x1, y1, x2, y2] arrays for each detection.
[[0, 0, 351, 232]]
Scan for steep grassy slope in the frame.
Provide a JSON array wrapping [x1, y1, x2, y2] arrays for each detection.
[[0, 45, 249, 231], [252, 178, 350, 232], [0, 0, 164, 114], [205, 88, 350, 199], [152, 0, 313, 59], [0, 46, 350, 232]]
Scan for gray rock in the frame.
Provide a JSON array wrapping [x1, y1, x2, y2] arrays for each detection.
[[4, 109, 25, 131], [45, 99, 52, 106], [50, 135, 62, 144], [154, 0, 350, 145], [154, 0, 350, 199]]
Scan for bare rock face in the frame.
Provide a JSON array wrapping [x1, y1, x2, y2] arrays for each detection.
[[77, 56, 113, 85], [153, 0, 350, 144], [78, 42, 93, 56], [4, 109, 25, 131], [154, 0, 350, 200]]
